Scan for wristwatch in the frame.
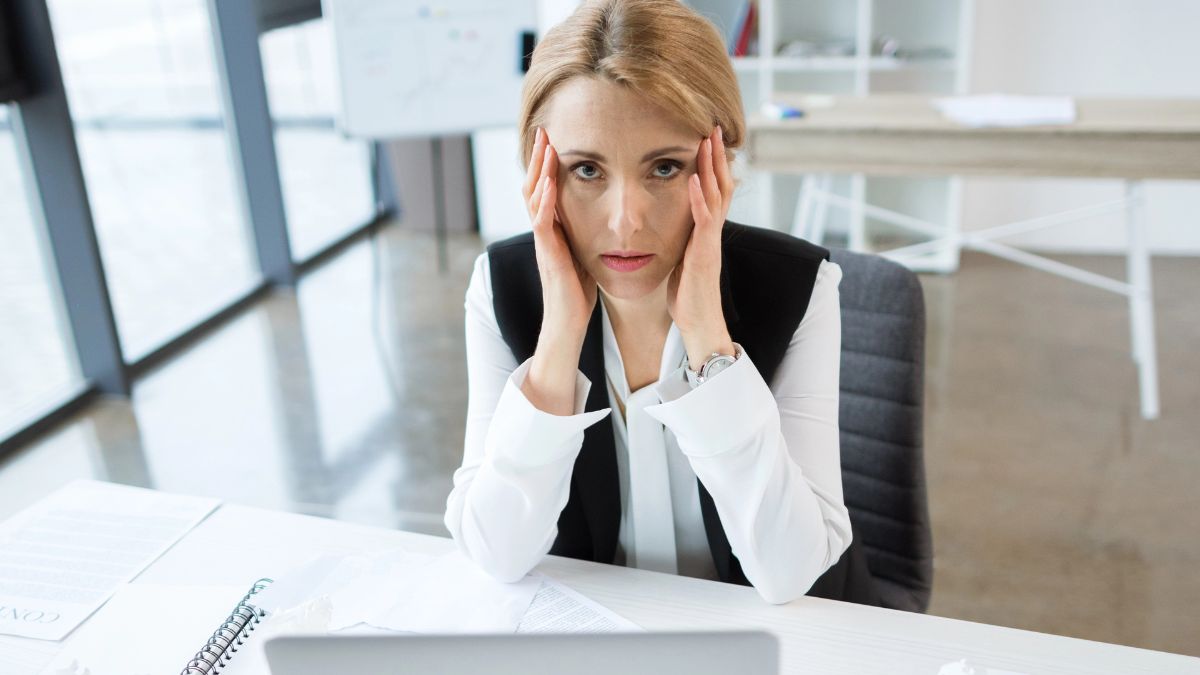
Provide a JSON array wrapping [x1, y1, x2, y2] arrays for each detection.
[[684, 347, 739, 389]]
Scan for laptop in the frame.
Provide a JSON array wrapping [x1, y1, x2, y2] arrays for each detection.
[[264, 630, 778, 674]]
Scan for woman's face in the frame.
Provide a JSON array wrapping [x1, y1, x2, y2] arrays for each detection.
[[540, 77, 705, 301]]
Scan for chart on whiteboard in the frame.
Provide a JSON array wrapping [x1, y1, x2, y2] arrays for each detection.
[[324, 0, 537, 138]]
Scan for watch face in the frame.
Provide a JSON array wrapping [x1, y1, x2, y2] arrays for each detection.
[[704, 356, 736, 379]]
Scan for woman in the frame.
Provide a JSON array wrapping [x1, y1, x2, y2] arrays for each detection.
[[444, 0, 876, 606]]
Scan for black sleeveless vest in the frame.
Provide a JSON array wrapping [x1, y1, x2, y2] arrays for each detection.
[[487, 220, 879, 605]]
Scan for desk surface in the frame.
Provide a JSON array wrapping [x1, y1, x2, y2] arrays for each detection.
[[752, 94, 1200, 134], [746, 94, 1200, 179], [128, 503, 1199, 675]]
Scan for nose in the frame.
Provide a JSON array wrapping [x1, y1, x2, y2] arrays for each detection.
[[605, 177, 649, 240]]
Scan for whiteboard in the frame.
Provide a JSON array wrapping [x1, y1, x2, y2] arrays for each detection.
[[322, 0, 537, 139]]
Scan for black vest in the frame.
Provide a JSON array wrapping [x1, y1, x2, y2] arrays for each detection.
[[487, 220, 879, 605]]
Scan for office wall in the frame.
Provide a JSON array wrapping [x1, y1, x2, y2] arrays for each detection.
[[963, 0, 1200, 254]]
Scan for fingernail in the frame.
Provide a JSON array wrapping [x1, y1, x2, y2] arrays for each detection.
[[536, 127, 543, 142], [717, 126, 723, 142]]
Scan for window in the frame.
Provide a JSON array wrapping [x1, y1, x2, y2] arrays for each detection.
[[260, 18, 376, 261], [0, 104, 83, 437], [47, 0, 261, 360]]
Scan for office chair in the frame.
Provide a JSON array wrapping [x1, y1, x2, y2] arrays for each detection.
[[829, 248, 933, 613]]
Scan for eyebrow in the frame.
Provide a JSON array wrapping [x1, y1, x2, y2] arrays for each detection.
[[558, 146, 693, 163]]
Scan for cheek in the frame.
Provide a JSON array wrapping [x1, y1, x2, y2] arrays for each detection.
[[556, 189, 596, 241], [665, 219, 693, 260], [654, 185, 695, 246]]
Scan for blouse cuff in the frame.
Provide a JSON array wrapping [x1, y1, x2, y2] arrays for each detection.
[[642, 344, 776, 458], [485, 357, 612, 469]]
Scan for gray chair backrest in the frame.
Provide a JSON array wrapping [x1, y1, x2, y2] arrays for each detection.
[[829, 248, 932, 613]]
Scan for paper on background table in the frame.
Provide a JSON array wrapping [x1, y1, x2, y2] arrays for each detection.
[[0, 480, 220, 640], [933, 94, 1076, 128]]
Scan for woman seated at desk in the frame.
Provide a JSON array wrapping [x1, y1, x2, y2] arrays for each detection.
[[444, 0, 877, 606]]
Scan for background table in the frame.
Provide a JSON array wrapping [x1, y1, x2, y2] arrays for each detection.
[[747, 94, 1200, 420]]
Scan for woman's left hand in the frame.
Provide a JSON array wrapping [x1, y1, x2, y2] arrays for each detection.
[[667, 125, 738, 370]]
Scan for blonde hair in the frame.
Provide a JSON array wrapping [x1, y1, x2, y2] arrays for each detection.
[[517, 0, 744, 185]]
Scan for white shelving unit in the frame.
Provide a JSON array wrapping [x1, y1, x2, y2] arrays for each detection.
[[700, 0, 975, 272]]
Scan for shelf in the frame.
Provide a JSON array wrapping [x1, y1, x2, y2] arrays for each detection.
[[731, 56, 762, 72], [867, 56, 957, 72], [731, 55, 957, 73]]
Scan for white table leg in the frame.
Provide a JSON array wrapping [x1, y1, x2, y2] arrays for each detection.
[[1125, 180, 1160, 420], [792, 174, 816, 239], [811, 174, 834, 246], [849, 173, 866, 251]]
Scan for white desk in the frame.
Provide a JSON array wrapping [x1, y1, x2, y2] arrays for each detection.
[[123, 502, 1199, 675], [747, 94, 1200, 420]]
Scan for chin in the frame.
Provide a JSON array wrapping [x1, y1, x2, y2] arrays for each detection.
[[596, 267, 669, 301]]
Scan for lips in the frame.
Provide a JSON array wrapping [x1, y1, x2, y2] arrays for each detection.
[[601, 252, 654, 272]]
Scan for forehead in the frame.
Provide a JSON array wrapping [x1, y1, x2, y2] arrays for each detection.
[[543, 77, 697, 155]]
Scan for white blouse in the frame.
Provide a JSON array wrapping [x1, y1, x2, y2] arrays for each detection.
[[444, 251, 852, 604]]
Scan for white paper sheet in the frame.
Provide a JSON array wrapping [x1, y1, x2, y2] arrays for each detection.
[[40, 583, 248, 675], [0, 481, 220, 640], [326, 550, 543, 634], [0, 635, 61, 675], [938, 658, 1031, 675], [933, 94, 1076, 128], [265, 549, 638, 635], [517, 576, 642, 633]]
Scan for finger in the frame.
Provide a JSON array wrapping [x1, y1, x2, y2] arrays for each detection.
[[535, 176, 555, 230], [528, 144, 553, 215], [529, 174, 548, 223], [688, 173, 710, 229], [546, 142, 559, 193], [523, 127, 547, 198], [711, 126, 734, 204], [697, 136, 714, 202], [536, 177, 571, 263], [701, 137, 721, 215]]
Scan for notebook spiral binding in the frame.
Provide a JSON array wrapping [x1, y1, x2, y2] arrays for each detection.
[[180, 578, 275, 675]]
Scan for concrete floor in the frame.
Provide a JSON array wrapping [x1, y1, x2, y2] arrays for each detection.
[[1, 224, 1197, 657]]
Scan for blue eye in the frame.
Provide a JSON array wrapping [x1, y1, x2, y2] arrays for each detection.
[[571, 164, 600, 181], [568, 161, 683, 183], [654, 161, 682, 178]]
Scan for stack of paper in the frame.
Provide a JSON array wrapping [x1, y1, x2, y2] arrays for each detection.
[[933, 95, 1077, 128], [0, 480, 219, 642]]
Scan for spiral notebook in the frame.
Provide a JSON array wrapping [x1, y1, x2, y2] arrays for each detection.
[[179, 578, 275, 674], [44, 580, 278, 675]]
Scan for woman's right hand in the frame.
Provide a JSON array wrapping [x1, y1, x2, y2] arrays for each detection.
[[523, 127, 598, 343], [519, 128, 598, 416]]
